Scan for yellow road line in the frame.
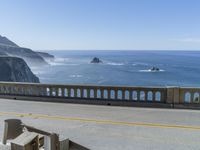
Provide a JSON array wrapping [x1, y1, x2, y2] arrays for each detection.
[[0, 111, 200, 131]]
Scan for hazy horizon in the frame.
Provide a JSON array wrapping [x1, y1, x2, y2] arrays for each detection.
[[1, 0, 200, 50]]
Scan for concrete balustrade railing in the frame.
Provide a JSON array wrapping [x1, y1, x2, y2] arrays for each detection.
[[0, 82, 200, 107], [0, 82, 166, 102]]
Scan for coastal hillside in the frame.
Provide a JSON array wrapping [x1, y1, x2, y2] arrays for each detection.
[[0, 35, 19, 47], [0, 44, 48, 66], [0, 56, 39, 83], [0, 35, 48, 66]]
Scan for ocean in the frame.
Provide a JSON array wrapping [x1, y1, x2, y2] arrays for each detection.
[[32, 50, 200, 87]]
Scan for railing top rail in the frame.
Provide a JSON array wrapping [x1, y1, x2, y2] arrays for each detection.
[[180, 87, 200, 90], [0, 82, 167, 89], [2, 82, 200, 90]]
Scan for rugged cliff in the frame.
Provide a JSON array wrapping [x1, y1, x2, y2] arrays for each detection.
[[0, 56, 39, 83]]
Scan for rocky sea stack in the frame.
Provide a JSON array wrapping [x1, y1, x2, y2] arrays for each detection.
[[91, 57, 103, 63], [150, 67, 160, 71]]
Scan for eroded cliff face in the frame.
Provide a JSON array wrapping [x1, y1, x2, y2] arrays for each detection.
[[0, 56, 40, 83]]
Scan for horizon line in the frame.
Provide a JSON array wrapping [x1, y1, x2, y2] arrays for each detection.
[[36, 49, 200, 51]]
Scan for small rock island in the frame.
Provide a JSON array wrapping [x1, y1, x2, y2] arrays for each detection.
[[150, 67, 160, 71], [90, 57, 103, 63]]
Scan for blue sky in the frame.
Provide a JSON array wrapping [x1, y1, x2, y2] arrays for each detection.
[[0, 0, 200, 50]]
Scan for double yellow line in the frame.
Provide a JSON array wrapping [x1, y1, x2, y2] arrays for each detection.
[[0, 111, 200, 131]]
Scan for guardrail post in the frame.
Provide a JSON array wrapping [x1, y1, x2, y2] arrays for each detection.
[[166, 87, 180, 104]]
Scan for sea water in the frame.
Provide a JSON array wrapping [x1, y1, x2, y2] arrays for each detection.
[[32, 50, 200, 87]]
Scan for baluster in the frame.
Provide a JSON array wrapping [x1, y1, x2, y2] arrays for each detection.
[[79, 87, 84, 98], [115, 90, 118, 100], [94, 89, 97, 99], [137, 90, 140, 101], [68, 88, 71, 97], [152, 91, 156, 102], [145, 91, 148, 101], [49, 87, 52, 96], [61, 88, 65, 97], [129, 90, 132, 100], [44, 86, 48, 96], [122, 90, 125, 100], [74, 88, 77, 98], [107, 89, 111, 99], [101, 89, 104, 99], [191, 92, 194, 104], [54, 87, 58, 96], [87, 89, 90, 98]]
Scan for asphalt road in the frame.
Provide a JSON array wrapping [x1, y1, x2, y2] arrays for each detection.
[[0, 98, 199, 150]]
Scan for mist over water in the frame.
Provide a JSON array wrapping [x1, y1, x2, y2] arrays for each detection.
[[32, 50, 200, 87]]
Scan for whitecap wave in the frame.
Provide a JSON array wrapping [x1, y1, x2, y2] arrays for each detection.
[[65, 64, 80, 66], [69, 75, 83, 78], [32, 70, 46, 75], [139, 69, 165, 72], [48, 62, 66, 66], [54, 57, 69, 62], [133, 62, 149, 66], [106, 62, 124, 66]]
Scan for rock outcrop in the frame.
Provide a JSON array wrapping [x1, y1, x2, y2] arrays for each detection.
[[91, 57, 103, 63], [0, 56, 39, 83], [150, 67, 160, 71], [37, 51, 54, 62]]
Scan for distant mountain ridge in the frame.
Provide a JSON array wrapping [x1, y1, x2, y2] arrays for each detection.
[[0, 35, 19, 47], [0, 35, 49, 66]]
